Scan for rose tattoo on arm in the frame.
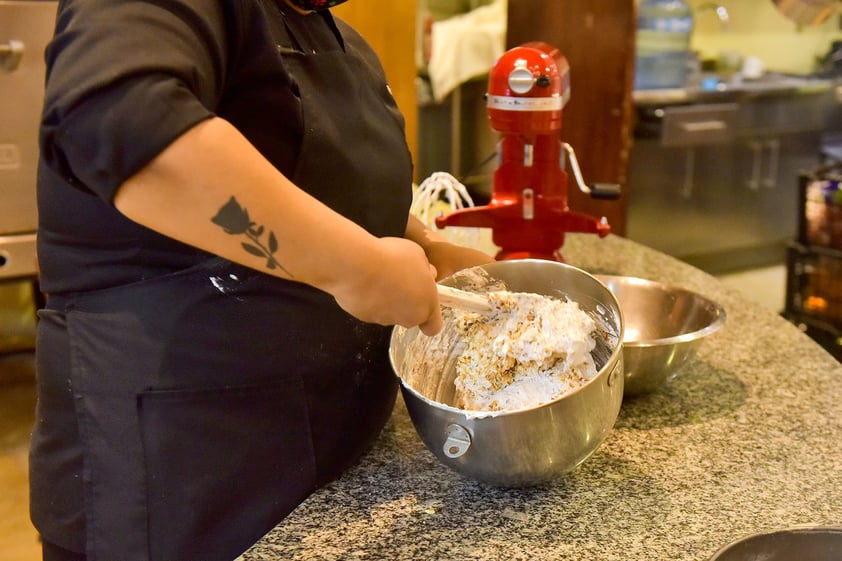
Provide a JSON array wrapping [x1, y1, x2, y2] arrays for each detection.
[[211, 196, 292, 276]]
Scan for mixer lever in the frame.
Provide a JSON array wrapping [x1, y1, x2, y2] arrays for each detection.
[[561, 142, 621, 200]]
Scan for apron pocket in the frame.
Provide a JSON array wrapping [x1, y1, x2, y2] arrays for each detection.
[[139, 379, 316, 561]]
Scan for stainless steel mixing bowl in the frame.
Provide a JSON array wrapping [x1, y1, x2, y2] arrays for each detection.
[[596, 275, 726, 396], [709, 527, 842, 561], [390, 260, 624, 487]]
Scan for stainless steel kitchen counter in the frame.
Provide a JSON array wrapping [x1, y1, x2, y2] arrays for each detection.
[[240, 233, 842, 561], [626, 75, 841, 275], [632, 74, 835, 106]]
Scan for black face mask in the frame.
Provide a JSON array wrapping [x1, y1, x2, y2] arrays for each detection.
[[286, 0, 349, 11]]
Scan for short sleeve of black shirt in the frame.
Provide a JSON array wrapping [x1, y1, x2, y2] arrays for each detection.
[[40, 0, 228, 200], [36, 0, 339, 294]]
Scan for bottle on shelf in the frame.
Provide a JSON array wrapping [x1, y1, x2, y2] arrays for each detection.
[[634, 0, 694, 90]]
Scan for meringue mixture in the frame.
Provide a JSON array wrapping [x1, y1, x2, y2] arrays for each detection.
[[452, 291, 598, 411], [400, 284, 600, 413]]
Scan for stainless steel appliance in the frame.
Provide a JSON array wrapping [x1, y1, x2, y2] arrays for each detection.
[[626, 88, 838, 274], [0, 0, 57, 280]]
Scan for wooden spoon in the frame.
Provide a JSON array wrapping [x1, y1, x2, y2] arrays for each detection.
[[436, 284, 493, 313]]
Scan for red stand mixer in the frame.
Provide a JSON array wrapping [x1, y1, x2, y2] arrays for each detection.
[[435, 42, 621, 261]]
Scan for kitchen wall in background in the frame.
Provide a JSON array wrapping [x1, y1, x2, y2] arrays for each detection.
[[691, 0, 842, 74]]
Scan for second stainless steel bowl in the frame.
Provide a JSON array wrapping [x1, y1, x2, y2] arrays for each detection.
[[708, 527, 842, 561], [597, 275, 726, 395]]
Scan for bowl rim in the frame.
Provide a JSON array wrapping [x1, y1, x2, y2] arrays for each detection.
[[707, 526, 842, 560], [595, 274, 727, 348]]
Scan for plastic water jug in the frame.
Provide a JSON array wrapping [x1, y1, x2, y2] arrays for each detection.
[[634, 0, 694, 90]]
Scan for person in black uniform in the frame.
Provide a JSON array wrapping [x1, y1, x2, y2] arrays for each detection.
[[31, 0, 494, 559]]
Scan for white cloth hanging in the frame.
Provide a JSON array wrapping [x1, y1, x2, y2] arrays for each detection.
[[427, 0, 507, 102]]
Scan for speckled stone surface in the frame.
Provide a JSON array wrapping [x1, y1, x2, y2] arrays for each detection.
[[240, 234, 842, 561]]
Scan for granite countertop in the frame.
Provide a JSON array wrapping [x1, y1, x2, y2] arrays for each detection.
[[241, 234, 842, 561]]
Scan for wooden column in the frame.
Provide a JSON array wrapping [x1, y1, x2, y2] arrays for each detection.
[[507, 0, 636, 235]]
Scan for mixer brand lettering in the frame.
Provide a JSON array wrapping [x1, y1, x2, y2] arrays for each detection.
[[211, 196, 292, 276], [486, 94, 565, 112]]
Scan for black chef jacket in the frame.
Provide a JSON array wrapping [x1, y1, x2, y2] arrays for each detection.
[[31, 2, 412, 559]]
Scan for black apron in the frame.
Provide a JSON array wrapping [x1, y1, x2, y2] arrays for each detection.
[[30, 12, 413, 561]]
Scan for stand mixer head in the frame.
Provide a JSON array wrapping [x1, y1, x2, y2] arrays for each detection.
[[435, 42, 621, 261]]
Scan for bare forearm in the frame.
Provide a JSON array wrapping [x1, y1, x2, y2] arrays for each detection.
[[114, 117, 442, 333], [405, 215, 495, 280], [405, 215, 447, 249], [115, 117, 380, 293]]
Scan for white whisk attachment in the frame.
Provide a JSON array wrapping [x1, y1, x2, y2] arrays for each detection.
[[411, 172, 480, 248]]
